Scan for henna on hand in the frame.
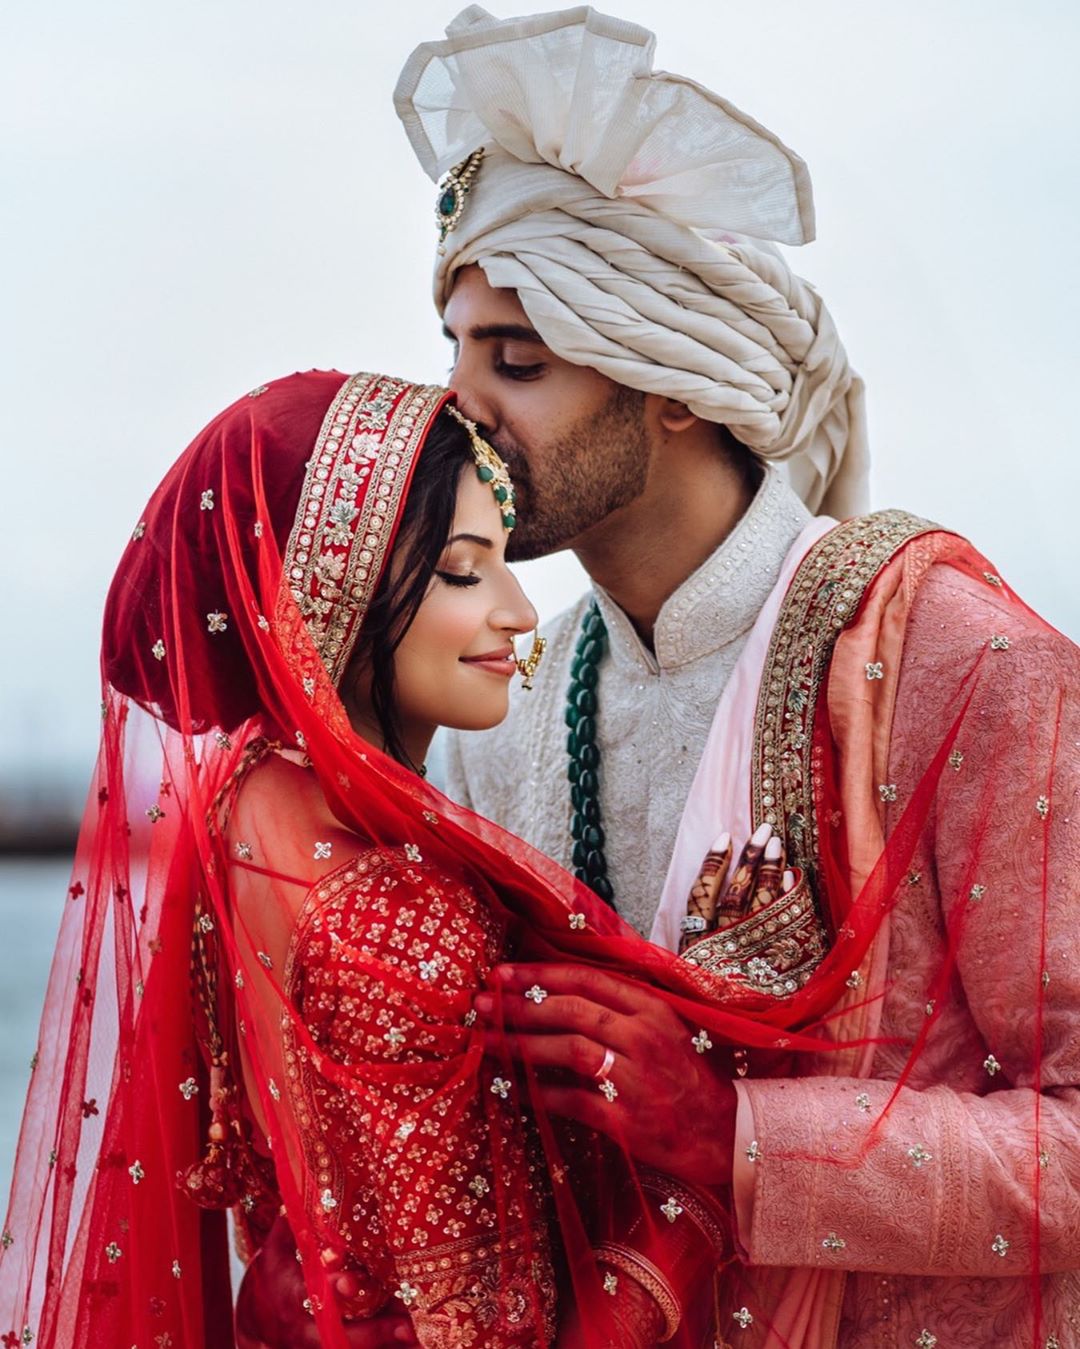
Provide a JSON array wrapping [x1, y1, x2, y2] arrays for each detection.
[[748, 834, 785, 918], [716, 822, 774, 922], [680, 832, 731, 952], [682, 822, 791, 953]]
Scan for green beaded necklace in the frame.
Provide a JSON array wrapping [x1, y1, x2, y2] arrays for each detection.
[[566, 601, 615, 907]]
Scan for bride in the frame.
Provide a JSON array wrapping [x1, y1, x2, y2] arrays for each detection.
[[1, 369, 789, 1348]]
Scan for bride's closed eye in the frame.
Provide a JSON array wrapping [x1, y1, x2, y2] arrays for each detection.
[[436, 570, 481, 588]]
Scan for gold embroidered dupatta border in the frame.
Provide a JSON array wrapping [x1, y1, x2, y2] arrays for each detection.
[[276, 372, 449, 686], [751, 509, 938, 910], [716, 510, 944, 1349]]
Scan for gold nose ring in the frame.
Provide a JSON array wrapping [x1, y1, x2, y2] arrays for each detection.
[[513, 634, 546, 690]]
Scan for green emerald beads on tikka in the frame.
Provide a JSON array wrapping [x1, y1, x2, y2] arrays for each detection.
[[446, 402, 516, 531], [475, 463, 516, 529], [567, 602, 614, 906]]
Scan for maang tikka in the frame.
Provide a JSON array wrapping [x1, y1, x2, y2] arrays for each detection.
[[444, 404, 517, 531], [444, 403, 545, 687]]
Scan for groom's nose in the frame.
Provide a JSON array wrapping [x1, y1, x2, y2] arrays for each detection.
[[448, 355, 499, 437]]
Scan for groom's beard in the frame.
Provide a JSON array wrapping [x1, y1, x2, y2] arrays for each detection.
[[495, 385, 649, 562]]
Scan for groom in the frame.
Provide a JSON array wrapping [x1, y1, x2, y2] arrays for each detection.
[[241, 8, 1080, 1347]]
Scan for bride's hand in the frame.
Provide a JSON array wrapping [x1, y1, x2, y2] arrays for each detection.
[[678, 822, 791, 954], [234, 1213, 419, 1348]]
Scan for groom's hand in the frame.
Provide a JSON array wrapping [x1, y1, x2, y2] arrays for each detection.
[[473, 963, 737, 1186]]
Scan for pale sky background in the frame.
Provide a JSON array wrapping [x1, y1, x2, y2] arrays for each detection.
[[2, 0, 1078, 817]]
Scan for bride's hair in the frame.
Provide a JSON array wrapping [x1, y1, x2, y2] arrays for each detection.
[[102, 374, 472, 748], [343, 414, 471, 764]]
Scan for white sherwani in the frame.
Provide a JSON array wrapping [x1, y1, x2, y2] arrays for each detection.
[[443, 467, 810, 934]]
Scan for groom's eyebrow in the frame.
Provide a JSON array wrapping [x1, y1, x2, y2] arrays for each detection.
[[441, 322, 544, 344]]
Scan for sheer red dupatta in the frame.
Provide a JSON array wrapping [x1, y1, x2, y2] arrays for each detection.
[[0, 368, 1067, 1348]]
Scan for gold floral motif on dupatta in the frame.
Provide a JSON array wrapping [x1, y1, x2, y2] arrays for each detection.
[[684, 510, 938, 994]]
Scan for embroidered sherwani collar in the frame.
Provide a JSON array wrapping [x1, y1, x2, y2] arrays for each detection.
[[591, 467, 812, 675]]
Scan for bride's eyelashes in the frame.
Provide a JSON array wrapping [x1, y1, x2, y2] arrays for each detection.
[[435, 570, 481, 588]]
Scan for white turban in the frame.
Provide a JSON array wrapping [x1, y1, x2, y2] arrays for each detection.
[[395, 5, 870, 518]]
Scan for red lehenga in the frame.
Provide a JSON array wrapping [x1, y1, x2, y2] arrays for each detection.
[[217, 740, 562, 1343], [0, 370, 1066, 1348]]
